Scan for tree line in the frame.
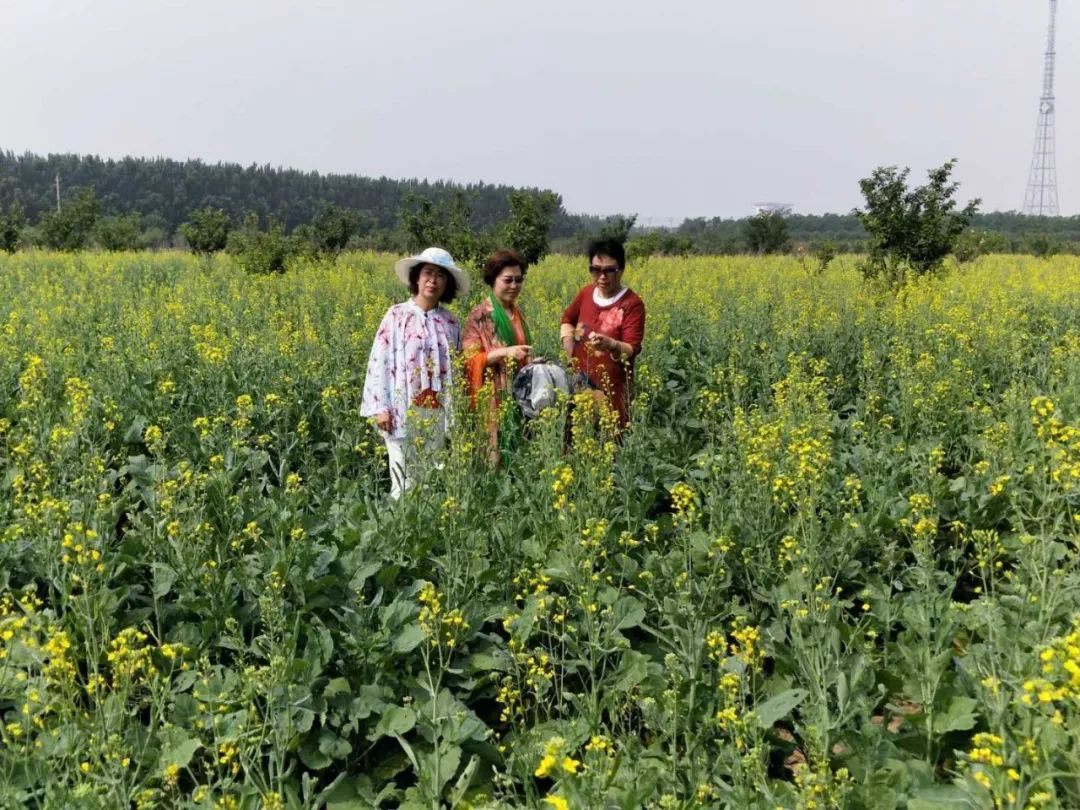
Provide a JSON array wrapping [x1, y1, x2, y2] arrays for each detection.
[[1, 149, 1077, 260]]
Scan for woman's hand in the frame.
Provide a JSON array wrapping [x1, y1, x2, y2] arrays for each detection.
[[489, 345, 532, 364], [587, 333, 616, 353], [374, 410, 394, 433], [588, 333, 630, 357]]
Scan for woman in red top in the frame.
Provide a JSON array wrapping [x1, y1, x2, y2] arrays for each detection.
[[560, 239, 646, 428]]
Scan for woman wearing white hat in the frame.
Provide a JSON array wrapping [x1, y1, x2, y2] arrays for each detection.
[[361, 247, 470, 499]]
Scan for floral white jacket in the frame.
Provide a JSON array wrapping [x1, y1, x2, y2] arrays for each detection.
[[360, 301, 461, 439]]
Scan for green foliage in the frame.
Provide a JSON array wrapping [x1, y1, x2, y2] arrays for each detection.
[[180, 207, 231, 255], [137, 226, 171, 250], [626, 231, 659, 265], [0, 149, 578, 239], [657, 231, 694, 256], [854, 159, 980, 284], [5, 151, 1080, 257], [810, 239, 838, 271], [0, 202, 25, 253], [37, 187, 100, 251], [399, 191, 493, 270], [225, 213, 304, 274], [307, 203, 368, 258], [501, 190, 559, 265], [628, 231, 695, 265], [1023, 231, 1061, 259], [93, 212, 141, 251], [4, 252, 1080, 805], [597, 213, 637, 243], [744, 211, 791, 255], [952, 229, 1010, 263]]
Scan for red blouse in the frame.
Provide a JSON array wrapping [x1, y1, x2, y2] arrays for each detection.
[[561, 285, 646, 427]]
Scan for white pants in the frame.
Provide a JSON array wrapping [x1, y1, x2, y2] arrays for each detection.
[[383, 407, 446, 500]]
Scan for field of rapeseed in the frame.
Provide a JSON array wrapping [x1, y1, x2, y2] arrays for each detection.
[[2, 250, 1080, 809]]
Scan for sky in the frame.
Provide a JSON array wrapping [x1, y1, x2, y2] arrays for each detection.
[[2, 0, 1075, 221]]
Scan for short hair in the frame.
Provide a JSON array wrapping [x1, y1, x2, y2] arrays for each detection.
[[588, 238, 626, 270], [482, 249, 528, 287], [408, 263, 458, 303]]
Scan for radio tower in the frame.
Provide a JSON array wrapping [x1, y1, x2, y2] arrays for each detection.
[[1023, 0, 1059, 216]]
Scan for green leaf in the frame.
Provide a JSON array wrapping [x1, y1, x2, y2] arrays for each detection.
[[305, 623, 334, 669], [348, 559, 383, 590], [318, 730, 353, 760], [466, 651, 509, 674], [159, 729, 202, 768], [151, 562, 177, 598], [908, 785, 970, 809], [611, 596, 645, 631], [323, 677, 351, 699], [299, 741, 332, 770], [935, 696, 978, 733], [392, 623, 425, 653], [370, 706, 416, 741], [611, 650, 650, 692], [431, 745, 462, 794], [449, 755, 479, 808], [380, 597, 413, 632], [171, 669, 198, 693], [755, 689, 808, 729]]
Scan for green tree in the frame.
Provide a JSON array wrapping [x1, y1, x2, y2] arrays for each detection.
[[626, 231, 659, 266], [1023, 231, 1061, 259], [743, 211, 791, 255], [952, 229, 1010, 263], [180, 207, 231, 254], [811, 239, 838, 272], [94, 213, 141, 251], [38, 188, 100, 251], [501, 190, 559, 265], [656, 232, 694, 256], [226, 213, 303, 274], [597, 214, 637, 243], [308, 203, 365, 258], [854, 159, 979, 284], [399, 191, 493, 270], [0, 202, 25, 253]]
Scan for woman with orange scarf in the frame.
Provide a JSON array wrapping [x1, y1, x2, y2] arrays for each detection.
[[463, 249, 533, 464]]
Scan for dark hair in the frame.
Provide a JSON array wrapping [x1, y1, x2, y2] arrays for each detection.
[[408, 263, 458, 303], [482, 249, 528, 287], [588, 238, 625, 270]]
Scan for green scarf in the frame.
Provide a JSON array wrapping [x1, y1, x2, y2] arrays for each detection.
[[488, 292, 530, 466], [489, 292, 531, 347]]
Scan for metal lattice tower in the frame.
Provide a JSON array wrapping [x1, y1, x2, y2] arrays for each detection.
[[1023, 0, 1059, 216]]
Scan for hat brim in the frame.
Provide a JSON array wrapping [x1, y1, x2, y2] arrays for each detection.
[[394, 256, 470, 299]]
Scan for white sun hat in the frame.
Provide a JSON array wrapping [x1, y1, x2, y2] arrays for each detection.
[[394, 247, 470, 299]]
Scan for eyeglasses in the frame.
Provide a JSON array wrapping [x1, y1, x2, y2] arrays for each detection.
[[497, 275, 524, 286], [589, 265, 619, 277]]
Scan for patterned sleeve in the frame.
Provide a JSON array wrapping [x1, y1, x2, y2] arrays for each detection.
[[462, 304, 488, 358], [360, 307, 396, 418]]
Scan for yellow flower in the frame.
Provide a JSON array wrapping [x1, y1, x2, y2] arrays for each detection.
[[560, 756, 582, 775], [543, 797, 569, 810], [534, 754, 557, 778]]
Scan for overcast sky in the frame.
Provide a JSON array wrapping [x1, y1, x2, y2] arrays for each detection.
[[2, 1, 1075, 221]]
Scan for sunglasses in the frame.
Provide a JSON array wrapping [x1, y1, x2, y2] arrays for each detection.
[[589, 265, 619, 277]]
